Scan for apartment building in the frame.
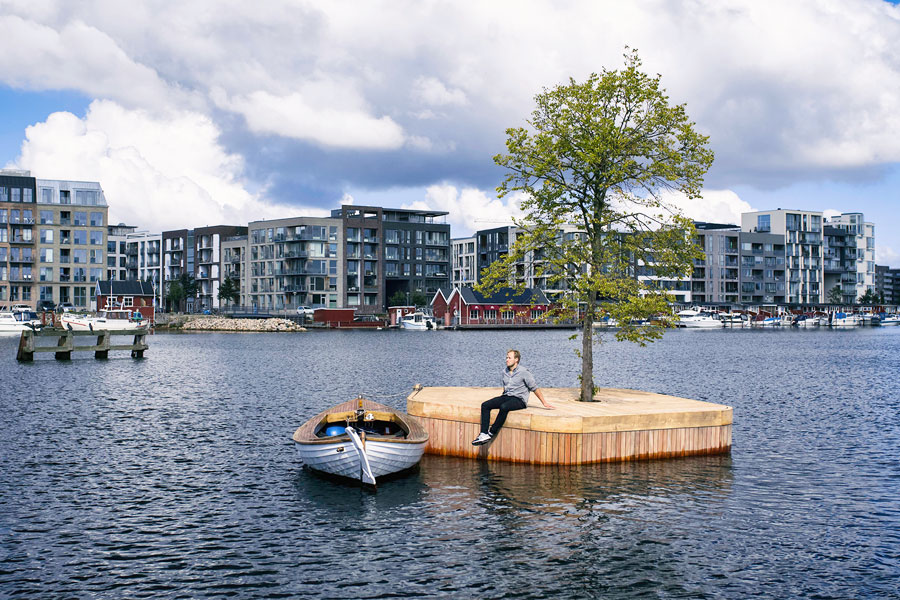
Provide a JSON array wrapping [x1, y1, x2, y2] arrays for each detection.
[[163, 225, 247, 311], [451, 236, 476, 288], [244, 215, 342, 311], [742, 209, 823, 305], [0, 171, 109, 310], [690, 223, 741, 305], [107, 226, 163, 308], [875, 265, 898, 305], [824, 212, 875, 302], [331, 205, 451, 314]]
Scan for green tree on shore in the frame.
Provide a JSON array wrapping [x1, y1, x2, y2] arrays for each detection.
[[827, 285, 843, 305], [478, 50, 714, 402], [218, 276, 240, 306]]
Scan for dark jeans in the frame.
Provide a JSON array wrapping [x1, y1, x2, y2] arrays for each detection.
[[480, 395, 527, 435]]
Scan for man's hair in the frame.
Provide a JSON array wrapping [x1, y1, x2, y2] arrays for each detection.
[[507, 349, 521, 362]]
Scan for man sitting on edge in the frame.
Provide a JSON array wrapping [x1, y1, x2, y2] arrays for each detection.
[[472, 349, 554, 446]]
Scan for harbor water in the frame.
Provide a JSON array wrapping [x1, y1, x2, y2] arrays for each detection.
[[1, 327, 899, 598]]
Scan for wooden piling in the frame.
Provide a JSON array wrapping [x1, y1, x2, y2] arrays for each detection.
[[406, 386, 732, 465], [16, 328, 149, 362]]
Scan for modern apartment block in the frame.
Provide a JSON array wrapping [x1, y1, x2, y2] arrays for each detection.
[[331, 205, 451, 313], [0, 170, 109, 310], [163, 225, 246, 311], [738, 231, 787, 305], [824, 212, 875, 302], [742, 209, 823, 305], [451, 236, 476, 288], [243, 215, 342, 311], [107, 226, 163, 308], [690, 223, 741, 305], [875, 265, 898, 304]]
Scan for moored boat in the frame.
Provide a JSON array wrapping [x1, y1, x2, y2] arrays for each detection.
[[60, 309, 149, 331], [0, 310, 42, 336], [879, 313, 900, 326], [292, 396, 428, 488], [828, 312, 862, 327], [399, 311, 438, 330], [676, 308, 722, 328]]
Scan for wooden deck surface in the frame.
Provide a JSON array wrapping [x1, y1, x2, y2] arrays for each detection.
[[405, 386, 732, 465]]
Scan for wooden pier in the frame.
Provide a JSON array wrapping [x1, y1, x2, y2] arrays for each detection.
[[406, 386, 732, 465], [16, 327, 149, 361]]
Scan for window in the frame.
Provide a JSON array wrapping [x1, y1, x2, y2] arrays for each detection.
[[470, 308, 479, 320], [40, 210, 53, 224], [11, 188, 21, 202], [501, 309, 514, 320], [757, 214, 771, 232], [122, 296, 134, 307], [90, 212, 103, 226], [40, 248, 53, 263], [41, 188, 54, 203], [74, 230, 87, 245], [90, 250, 102, 264], [0, 209, 5, 223], [75, 190, 100, 205], [73, 249, 87, 264], [74, 287, 87, 306], [40, 229, 54, 244]]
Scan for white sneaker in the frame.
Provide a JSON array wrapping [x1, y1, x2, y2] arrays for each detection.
[[472, 432, 492, 446]]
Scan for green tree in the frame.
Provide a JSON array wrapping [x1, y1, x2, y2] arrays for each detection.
[[178, 273, 198, 311], [858, 288, 879, 305], [218, 276, 240, 306], [827, 285, 843, 305], [410, 291, 429, 307], [388, 290, 409, 307], [166, 280, 185, 312], [479, 50, 714, 402]]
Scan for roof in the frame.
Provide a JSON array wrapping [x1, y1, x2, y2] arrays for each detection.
[[96, 280, 156, 296], [455, 286, 549, 306]]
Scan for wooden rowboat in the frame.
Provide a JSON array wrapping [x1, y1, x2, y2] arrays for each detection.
[[292, 396, 428, 488]]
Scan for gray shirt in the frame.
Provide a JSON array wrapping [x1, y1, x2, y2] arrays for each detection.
[[502, 365, 538, 401]]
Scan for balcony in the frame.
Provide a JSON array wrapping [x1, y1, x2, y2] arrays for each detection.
[[9, 236, 35, 245], [9, 256, 35, 264]]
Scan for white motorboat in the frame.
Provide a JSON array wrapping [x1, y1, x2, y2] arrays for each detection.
[[879, 313, 900, 326], [719, 312, 749, 327], [828, 312, 862, 327], [0, 310, 43, 336], [60, 309, 149, 331], [399, 311, 438, 330], [676, 308, 722, 328], [292, 396, 428, 488], [791, 314, 824, 327], [592, 315, 619, 329]]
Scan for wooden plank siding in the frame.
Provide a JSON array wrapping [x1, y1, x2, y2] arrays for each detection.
[[406, 386, 732, 465]]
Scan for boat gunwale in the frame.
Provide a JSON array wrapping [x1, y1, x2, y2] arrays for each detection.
[[293, 397, 428, 445]]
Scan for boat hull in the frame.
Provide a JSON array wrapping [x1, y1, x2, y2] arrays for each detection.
[[294, 438, 425, 480], [292, 397, 428, 486], [679, 319, 722, 328], [61, 316, 148, 331]]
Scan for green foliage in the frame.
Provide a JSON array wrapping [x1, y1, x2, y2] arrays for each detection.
[[218, 276, 240, 305], [827, 285, 843, 305], [166, 280, 185, 311], [410, 291, 429, 307], [478, 49, 714, 401], [388, 290, 408, 307], [858, 288, 879, 305]]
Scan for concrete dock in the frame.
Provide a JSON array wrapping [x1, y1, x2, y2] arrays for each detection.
[[406, 386, 732, 465]]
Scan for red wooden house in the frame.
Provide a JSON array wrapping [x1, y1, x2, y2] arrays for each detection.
[[96, 281, 156, 323], [436, 286, 551, 328]]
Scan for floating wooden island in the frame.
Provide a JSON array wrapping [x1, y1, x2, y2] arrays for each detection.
[[406, 386, 732, 465]]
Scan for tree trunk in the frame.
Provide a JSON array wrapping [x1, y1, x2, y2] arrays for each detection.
[[580, 309, 596, 402]]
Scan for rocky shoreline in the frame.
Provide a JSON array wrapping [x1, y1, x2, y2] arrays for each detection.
[[157, 315, 306, 332]]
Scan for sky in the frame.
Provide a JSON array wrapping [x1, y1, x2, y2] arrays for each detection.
[[1, 0, 900, 266]]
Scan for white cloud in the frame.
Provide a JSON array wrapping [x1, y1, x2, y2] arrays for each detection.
[[11, 100, 304, 231], [876, 245, 899, 266], [661, 189, 755, 226], [412, 77, 468, 107], [405, 184, 524, 236], [215, 88, 406, 150], [0, 15, 176, 109]]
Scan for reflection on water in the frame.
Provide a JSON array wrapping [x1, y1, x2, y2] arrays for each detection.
[[1, 328, 899, 598]]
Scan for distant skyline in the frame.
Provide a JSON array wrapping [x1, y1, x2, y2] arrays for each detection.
[[1, 0, 900, 266]]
